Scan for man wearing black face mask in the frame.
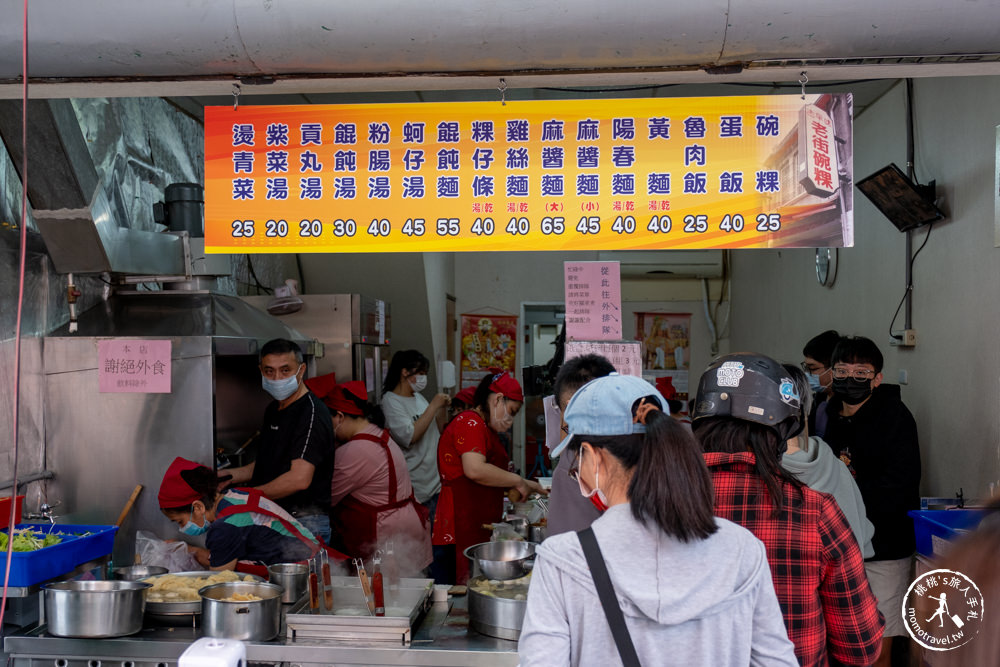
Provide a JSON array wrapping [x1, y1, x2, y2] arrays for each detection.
[[822, 336, 920, 667]]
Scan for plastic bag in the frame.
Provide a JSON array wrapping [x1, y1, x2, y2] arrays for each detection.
[[135, 530, 204, 571], [490, 524, 525, 542]]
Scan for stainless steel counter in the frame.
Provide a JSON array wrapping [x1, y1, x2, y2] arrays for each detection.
[[4, 598, 519, 667]]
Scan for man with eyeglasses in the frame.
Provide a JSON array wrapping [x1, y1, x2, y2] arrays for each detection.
[[822, 336, 920, 667]]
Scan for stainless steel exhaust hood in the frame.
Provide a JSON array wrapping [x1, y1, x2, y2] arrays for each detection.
[[47, 291, 318, 357]]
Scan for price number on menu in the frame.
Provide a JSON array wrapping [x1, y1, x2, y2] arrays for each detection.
[[719, 214, 744, 233], [232, 220, 255, 238], [506, 217, 530, 236], [367, 218, 391, 237], [576, 217, 600, 234], [437, 218, 461, 236], [471, 217, 495, 236], [299, 219, 323, 237], [683, 215, 708, 233], [332, 219, 357, 237], [612, 216, 636, 234], [402, 218, 426, 236], [755, 213, 781, 232], [647, 215, 672, 233], [540, 217, 565, 235]]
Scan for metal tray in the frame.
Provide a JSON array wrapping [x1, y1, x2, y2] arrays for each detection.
[[285, 576, 433, 644], [142, 571, 264, 624]]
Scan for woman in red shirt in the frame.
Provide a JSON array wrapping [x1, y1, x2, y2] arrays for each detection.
[[432, 371, 546, 583]]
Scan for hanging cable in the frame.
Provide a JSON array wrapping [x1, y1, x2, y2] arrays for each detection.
[[889, 222, 933, 339], [888, 78, 932, 340], [2, 0, 30, 624]]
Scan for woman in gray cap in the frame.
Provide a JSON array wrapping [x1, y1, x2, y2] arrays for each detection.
[[519, 374, 796, 667]]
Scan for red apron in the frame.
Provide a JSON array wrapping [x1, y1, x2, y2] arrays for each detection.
[[215, 488, 347, 578], [432, 416, 509, 583], [330, 429, 429, 561]]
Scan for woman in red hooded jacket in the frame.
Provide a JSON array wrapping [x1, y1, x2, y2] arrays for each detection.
[[432, 371, 546, 583]]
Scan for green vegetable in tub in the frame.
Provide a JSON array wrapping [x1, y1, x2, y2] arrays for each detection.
[[0, 528, 63, 552]]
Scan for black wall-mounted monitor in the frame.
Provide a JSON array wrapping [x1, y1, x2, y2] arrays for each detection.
[[856, 163, 944, 232]]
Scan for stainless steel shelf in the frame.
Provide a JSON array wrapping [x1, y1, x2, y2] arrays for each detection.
[[5, 597, 518, 667]]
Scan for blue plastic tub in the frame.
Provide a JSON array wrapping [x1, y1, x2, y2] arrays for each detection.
[[908, 509, 987, 558], [0, 523, 118, 587]]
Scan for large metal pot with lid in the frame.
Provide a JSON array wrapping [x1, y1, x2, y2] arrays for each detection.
[[199, 581, 283, 641]]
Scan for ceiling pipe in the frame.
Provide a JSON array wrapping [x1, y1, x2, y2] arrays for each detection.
[[1, 0, 999, 93]]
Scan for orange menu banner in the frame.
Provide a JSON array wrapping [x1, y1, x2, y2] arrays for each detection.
[[204, 94, 853, 253]]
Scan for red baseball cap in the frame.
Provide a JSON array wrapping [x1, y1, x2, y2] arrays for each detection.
[[489, 371, 524, 402], [304, 372, 337, 400], [454, 386, 476, 406], [158, 457, 206, 509], [323, 381, 368, 416]]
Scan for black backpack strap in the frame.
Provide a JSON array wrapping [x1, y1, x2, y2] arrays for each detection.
[[577, 527, 641, 667]]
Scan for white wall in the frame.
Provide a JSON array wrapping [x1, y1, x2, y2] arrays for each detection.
[[423, 252, 455, 388], [729, 77, 1000, 500]]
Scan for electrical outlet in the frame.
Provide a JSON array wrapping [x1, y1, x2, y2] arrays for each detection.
[[901, 329, 917, 347], [898, 369, 909, 384]]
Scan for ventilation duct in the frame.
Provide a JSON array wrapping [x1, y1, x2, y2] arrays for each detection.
[[1, 1, 999, 93]]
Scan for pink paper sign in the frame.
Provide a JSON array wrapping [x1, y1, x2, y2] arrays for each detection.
[[98, 339, 172, 393], [564, 261, 622, 341], [564, 341, 642, 377]]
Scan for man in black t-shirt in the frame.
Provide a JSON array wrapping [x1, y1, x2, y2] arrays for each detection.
[[227, 339, 335, 543]]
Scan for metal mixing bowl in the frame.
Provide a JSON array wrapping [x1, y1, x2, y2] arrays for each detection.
[[464, 541, 536, 581]]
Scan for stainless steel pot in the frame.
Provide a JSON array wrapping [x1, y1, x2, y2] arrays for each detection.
[[267, 562, 307, 604], [529, 524, 548, 543], [199, 581, 283, 641], [464, 541, 536, 581], [143, 571, 264, 626], [467, 578, 527, 640], [43, 580, 151, 638]]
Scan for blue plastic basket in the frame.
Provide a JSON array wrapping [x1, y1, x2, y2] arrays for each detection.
[[1, 523, 118, 587], [908, 509, 986, 558]]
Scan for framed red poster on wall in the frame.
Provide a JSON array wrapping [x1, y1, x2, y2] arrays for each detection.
[[459, 314, 518, 389]]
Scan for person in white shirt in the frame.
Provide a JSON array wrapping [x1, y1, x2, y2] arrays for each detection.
[[380, 349, 451, 580]]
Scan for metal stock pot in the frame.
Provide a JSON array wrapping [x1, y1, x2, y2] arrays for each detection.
[[43, 580, 151, 638], [199, 581, 283, 641]]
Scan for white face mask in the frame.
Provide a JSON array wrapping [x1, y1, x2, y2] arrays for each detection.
[[489, 395, 514, 432], [576, 447, 610, 513], [261, 364, 303, 400], [408, 374, 428, 392]]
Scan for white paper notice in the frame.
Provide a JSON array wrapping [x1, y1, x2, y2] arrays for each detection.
[[365, 358, 375, 392]]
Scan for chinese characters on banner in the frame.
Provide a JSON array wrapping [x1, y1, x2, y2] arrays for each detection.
[[98, 339, 172, 393], [204, 95, 853, 253], [564, 341, 642, 377], [635, 312, 691, 399], [564, 261, 621, 341], [459, 314, 518, 389]]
